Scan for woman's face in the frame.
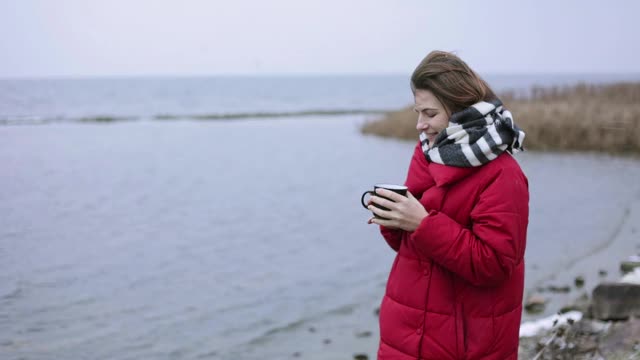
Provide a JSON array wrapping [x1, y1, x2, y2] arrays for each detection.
[[413, 89, 450, 147]]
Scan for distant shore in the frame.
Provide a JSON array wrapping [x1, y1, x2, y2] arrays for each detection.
[[361, 82, 640, 155]]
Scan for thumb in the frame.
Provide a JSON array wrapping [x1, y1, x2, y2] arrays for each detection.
[[406, 191, 416, 200]]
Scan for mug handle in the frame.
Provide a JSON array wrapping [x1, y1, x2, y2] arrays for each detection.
[[361, 190, 374, 209]]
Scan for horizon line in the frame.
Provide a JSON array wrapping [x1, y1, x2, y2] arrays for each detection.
[[2, 71, 640, 81]]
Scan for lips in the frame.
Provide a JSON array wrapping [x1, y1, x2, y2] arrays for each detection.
[[421, 131, 439, 143]]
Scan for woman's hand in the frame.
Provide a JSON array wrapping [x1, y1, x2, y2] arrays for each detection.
[[367, 189, 429, 232]]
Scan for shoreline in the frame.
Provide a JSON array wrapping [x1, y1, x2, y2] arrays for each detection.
[[520, 186, 640, 322]]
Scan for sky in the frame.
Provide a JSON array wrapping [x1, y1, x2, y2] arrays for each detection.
[[1, 0, 639, 78]]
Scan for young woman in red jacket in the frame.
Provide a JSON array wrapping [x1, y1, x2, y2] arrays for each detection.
[[367, 51, 529, 360]]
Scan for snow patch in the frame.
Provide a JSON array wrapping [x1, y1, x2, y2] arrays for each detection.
[[519, 311, 583, 338], [620, 267, 640, 284]]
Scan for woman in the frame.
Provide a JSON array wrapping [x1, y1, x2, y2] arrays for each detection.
[[367, 51, 529, 360]]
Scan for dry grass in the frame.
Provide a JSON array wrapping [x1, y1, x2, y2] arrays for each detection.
[[361, 82, 640, 154]]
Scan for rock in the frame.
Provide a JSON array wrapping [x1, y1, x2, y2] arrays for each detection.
[[538, 284, 572, 293], [547, 285, 571, 293], [323, 338, 331, 345], [292, 351, 301, 357], [525, 294, 547, 314], [559, 305, 577, 314], [592, 282, 640, 320], [308, 326, 316, 333], [598, 269, 608, 277], [355, 331, 373, 338], [620, 260, 640, 274], [373, 307, 380, 316], [571, 335, 599, 354], [575, 276, 585, 288], [598, 316, 640, 355], [353, 354, 369, 360]]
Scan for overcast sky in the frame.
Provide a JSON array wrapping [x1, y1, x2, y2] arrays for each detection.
[[1, 0, 639, 78]]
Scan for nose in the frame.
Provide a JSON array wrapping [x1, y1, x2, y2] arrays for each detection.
[[416, 114, 429, 131]]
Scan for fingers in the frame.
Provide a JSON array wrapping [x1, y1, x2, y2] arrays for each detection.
[[375, 188, 405, 202], [369, 216, 394, 227], [406, 191, 422, 206], [368, 204, 392, 219], [369, 195, 396, 210]]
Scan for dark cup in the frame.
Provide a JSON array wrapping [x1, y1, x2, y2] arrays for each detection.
[[361, 184, 408, 219]]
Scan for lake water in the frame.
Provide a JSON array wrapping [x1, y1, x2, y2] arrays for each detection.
[[3, 73, 639, 124], [2, 75, 640, 359]]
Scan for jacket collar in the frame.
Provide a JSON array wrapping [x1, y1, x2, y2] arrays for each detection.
[[427, 162, 476, 187]]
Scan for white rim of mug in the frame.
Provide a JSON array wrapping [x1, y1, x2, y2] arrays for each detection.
[[374, 184, 408, 190]]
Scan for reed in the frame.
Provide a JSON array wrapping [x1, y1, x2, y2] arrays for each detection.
[[361, 82, 640, 154]]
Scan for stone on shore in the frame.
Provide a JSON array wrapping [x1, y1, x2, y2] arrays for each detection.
[[591, 282, 640, 320], [620, 255, 640, 274], [524, 294, 548, 314], [620, 260, 640, 274], [546, 285, 571, 293], [598, 269, 608, 276]]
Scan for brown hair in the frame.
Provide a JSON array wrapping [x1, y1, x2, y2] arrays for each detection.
[[410, 51, 497, 114]]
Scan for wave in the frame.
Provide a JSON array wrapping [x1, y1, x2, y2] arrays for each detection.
[[0, 109, 391, 126], [244, 302, 359, 346]]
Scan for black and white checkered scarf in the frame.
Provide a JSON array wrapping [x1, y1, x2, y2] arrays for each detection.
[[420, 99, 525, 167]]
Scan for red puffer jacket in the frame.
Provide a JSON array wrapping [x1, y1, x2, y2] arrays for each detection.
[[377, 143, 529, 360]]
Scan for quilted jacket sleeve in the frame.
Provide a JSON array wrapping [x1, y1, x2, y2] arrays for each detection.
[[380, 225, 402, 252], [378, 143, 430, 253], [408, 168, 529, 287]]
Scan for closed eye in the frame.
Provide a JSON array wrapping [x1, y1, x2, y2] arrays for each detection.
[[414, 107, 438, 117]]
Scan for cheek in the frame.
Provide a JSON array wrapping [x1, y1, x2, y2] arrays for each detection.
[[435, 116, 449, 131]]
